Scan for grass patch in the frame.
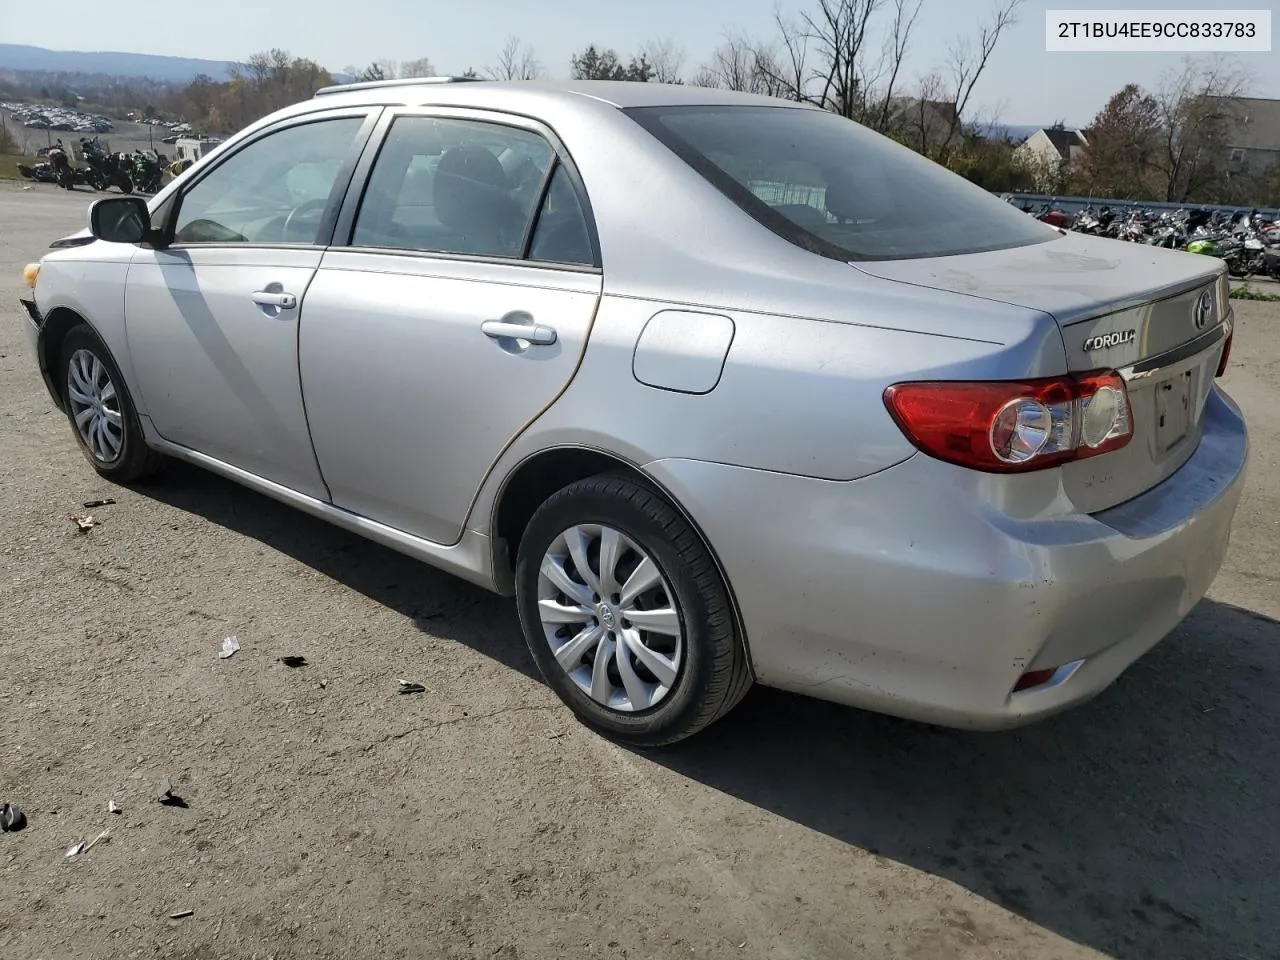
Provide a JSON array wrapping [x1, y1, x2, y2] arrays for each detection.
[[0, 154, 36, 181], [1231, 284, 1280, 302]]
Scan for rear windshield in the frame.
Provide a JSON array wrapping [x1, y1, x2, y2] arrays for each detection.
[[625, 105, 1057, 262]]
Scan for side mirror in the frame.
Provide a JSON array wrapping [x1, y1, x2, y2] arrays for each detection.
[[89, 196, 157, 245]]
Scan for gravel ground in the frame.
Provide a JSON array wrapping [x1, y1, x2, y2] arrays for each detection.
[[1, 182, 1277, 960]]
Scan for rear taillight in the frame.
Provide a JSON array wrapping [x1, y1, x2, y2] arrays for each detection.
[[1216, 321, 1233, 378], [883, 372, 1133, 473]]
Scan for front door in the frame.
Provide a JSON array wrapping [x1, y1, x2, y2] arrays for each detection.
[[298, 112, 602, 543], [125, 112, 373, 499]]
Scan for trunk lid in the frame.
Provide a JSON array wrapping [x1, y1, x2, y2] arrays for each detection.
[[854, 232, 1231, 514]]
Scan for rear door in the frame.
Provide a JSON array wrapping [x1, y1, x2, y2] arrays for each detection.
[[298, 109, 602, 544], [124, 110, 377, 499]]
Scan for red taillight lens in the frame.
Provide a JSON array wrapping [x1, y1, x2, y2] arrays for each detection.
[[883, 372, 1133, 473], [1216, 324, 1233, 378], [1013, 668, 1058, 692]]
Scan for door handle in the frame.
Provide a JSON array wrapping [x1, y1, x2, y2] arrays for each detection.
[[252, 290, 297, 309], [482, 319, 557, 346]]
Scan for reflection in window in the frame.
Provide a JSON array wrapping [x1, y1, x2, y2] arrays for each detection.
[[173, 117, 363, 245]]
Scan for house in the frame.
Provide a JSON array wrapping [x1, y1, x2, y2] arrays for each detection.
[[1016, 127, 1088, 168], [1014, 126, 1088, 191], [1214, 96, 1280, 175]]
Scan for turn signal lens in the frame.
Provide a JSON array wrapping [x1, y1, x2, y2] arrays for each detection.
[[22, 263, 40, 288], [883, 371, 1133, 473]]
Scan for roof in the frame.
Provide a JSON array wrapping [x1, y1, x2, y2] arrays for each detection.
[[1035, 127, 1087, 160], [308, 77, 816, 112]]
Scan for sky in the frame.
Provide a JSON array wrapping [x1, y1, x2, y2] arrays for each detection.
[[9, 0, 1279, 126]]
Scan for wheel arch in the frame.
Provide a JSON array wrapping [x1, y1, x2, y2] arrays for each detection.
[[40, 307, 141, 417], [489, 444, 756, 679], [37, 305, 93, 411]]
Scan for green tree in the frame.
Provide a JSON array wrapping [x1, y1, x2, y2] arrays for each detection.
[[1076, 83, 1162, 199], [570, 45, 654, 81]]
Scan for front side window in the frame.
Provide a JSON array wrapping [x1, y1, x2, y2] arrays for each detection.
[[173, 116, 364, 245], [626, 105, 1058, 261], [352, 116, 554, 259]]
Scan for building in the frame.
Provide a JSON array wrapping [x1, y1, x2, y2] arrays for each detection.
[[1217, 96, 1280, 177], [1014, 126, 1088, 192], [173, 137, 222, 164]]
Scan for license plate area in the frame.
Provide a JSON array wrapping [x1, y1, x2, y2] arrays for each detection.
[[1154, 368, 1198, 453]]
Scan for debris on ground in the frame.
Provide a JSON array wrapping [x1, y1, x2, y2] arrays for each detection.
[[278, 655, 308, 668], [318, 680, 328, 690], [154, 777, 187, 807], [397, 680, 426, 695], [168, 909, 194, 920], [85, 829, 110, 852], [218, 636, 240, 660], [65, 842, 85, 859], [82, 498, 116, 508], [108, 800, 121, 815], [1, 803, 26, 832], [69, 514, 97, 533]]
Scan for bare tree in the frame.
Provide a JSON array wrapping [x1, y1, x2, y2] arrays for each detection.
[[488, 36, 543, 81], [640, 38, 686, 84], [936, 0, 1026, 159], [400, 57, 436, 79], [702, 34, 770, 93], [749, 0, 922, 127], [866, 0, 924, 132], [1153, 55, 1251, 202], [755, 13, 813, 103]]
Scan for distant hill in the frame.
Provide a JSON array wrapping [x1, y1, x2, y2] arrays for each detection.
[[0, 44, 238, 83]]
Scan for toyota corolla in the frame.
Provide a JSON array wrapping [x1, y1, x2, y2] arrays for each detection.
[[19, 79, 1248, 744]]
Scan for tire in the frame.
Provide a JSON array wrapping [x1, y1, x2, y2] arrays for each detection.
[[58, 324, 163, 483], [115, 174, 134, 194], [515, 473, 751, 746]]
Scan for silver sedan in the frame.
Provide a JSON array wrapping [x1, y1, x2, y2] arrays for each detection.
[[19, 79, 1248, 744]]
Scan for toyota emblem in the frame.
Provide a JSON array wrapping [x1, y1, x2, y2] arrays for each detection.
[[1193, 290, 1214, 330]]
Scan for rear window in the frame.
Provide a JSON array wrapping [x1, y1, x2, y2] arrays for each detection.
[[625, 105, 1057, 262]]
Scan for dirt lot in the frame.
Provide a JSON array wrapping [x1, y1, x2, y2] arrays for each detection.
[[1, 182, 1276, 960]]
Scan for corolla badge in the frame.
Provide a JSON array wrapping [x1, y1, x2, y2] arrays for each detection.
[[1082, 329, 1136, 351], [1193, 289, 1214, 330]]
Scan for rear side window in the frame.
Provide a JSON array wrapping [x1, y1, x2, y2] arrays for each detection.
[[528, 165, 593, 266], [625, 105, 1057, 261], [352, 116, 554, 259]]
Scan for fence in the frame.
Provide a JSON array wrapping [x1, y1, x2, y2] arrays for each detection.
[[996, 192, 1280, 220]]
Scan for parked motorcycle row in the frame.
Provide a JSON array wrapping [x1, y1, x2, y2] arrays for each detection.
[[1019, 201, 1280, 281], [16, 137, 167, 195]]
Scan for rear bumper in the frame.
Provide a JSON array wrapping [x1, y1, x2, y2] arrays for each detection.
[[645, 386, 1249, 730]]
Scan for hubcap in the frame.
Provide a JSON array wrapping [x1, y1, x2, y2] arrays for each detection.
[[66, 349, 123, 464], [537, 523, 684, 712]]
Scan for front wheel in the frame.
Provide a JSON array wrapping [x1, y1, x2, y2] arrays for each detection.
[[515, 474, 751, 746], [59, 325, 162, 482]]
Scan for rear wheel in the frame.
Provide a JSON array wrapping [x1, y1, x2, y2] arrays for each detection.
[[59, 325, 162, 482], [515, 474, 751, 746]]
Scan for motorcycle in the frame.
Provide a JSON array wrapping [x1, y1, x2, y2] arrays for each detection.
[[16, 159, 97, 189], [130, 150, 166, 194], [79, 138, 135, 193]]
